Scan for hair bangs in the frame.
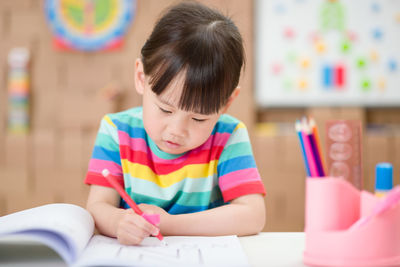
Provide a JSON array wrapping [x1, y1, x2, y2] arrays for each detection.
[[178, 55, 228, 115], [144, 47, 184, 96], [145, 45, 231, 115]]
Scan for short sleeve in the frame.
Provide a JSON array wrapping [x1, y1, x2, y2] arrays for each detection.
[[217, 122, 266, 202], [84, 115, 124, 188]]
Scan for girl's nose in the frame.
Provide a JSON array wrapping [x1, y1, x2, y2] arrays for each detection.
[[167, 116, 188, 138]]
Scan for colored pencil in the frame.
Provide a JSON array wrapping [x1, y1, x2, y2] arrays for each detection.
[[295, 120, 311, 176], [304, 123, 325, 177], [309, 117, 326, 174], [295, 117, 326, 178], [300, 120, 319, 177]]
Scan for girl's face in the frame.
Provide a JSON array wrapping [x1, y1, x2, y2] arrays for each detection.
[[136, 63, 222, 155]]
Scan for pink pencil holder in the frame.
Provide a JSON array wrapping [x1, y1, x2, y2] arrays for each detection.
[[303, 177, 400, 267]]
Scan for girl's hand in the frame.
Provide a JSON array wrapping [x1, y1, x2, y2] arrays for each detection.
[[114, 208, 160, 245], [137, 203, 170, 232]]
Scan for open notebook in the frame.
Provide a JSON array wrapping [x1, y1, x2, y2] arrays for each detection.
[[0, 203, 249, 266]]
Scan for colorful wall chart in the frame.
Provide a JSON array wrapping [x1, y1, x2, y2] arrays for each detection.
[[255, 0, 400, 107], [45, 0, 136, 51]]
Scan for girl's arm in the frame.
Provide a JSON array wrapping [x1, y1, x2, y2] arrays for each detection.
[[142, 193, 266, 236], [86, 185, 160, 244]]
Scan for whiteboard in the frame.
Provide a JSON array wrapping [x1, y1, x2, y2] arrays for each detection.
[[255, 0, 400, 107]]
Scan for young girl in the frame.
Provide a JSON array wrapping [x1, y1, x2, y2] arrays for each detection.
[[85, 1, 266, 245]]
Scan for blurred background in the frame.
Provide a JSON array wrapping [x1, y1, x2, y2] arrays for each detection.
[[0, 0, 400, 232]]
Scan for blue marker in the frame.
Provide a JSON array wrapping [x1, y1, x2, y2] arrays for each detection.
[[322, 64, 332, 88], [375, 162, 393, 197]]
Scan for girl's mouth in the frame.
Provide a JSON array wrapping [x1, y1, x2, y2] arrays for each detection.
[[164, 140, 181, 149]]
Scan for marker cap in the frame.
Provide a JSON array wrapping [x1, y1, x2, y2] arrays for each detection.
[[375, 162, 393, 191]]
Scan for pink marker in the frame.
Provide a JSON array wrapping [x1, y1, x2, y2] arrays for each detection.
[[102, 169, 167, 245]]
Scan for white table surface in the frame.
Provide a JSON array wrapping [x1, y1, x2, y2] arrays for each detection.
[[240, 232, 306, 267], [0, 232, 307, 267]]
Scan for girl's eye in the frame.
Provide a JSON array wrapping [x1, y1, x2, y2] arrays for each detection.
[[159, 107, 172, 114], [192, 118, 207, 122]]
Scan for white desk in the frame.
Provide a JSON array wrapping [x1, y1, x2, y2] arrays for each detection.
[[0, 232, 306, 267], [240, 232, 306, 267]]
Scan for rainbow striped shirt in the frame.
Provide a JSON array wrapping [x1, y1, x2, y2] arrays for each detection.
[[85, 107, 265, 214]]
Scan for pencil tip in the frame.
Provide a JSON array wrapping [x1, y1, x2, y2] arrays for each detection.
[[295, 121, 302, 131]]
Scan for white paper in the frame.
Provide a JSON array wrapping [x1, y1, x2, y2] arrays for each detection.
[[75, 235, 249, 267]]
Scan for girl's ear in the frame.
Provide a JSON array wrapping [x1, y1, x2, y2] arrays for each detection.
[[221, 87, 241, 114], [135, 58, 145, 95]]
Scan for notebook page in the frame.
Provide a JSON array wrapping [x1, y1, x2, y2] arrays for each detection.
[[0, 203, 94, 264], [75, 235, 249, 267]]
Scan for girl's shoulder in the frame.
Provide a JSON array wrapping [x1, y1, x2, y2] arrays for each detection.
[[104, 107, 144, 127], [218, 113, 239, 124], [107, 106, 142, 119], [214, 114, 246, 135]]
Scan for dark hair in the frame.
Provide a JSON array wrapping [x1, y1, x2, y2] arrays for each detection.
[[140, 1, 244, 114]]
